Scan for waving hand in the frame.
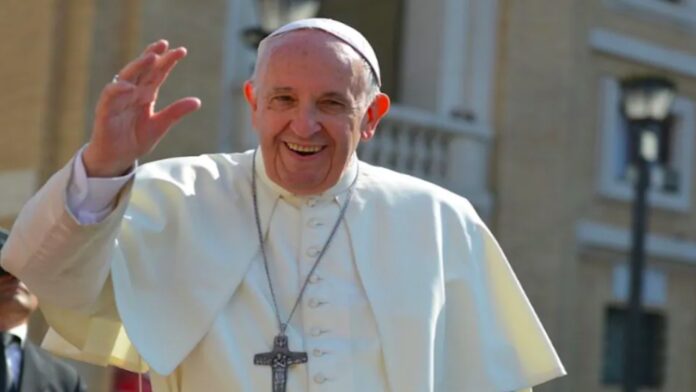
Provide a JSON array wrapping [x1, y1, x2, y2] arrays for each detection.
[[83, 40, 202, 177]]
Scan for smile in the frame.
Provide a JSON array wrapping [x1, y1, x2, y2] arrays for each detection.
[[285, 142, 325, 156]]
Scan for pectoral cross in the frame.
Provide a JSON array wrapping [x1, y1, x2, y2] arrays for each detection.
[[254, 334, 308, 392]]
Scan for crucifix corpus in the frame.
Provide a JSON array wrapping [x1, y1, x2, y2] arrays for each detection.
[[254, 334, 308, 392]]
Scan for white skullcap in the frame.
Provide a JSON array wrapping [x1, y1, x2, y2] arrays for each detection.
[[265, 18, 381, 87]]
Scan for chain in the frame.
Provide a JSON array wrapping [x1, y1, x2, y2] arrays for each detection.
[[251, 148, 358, 335]]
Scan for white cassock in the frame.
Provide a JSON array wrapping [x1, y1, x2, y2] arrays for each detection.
[[1, 149, 565, 391]]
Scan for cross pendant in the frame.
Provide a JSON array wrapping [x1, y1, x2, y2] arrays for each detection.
[[254, 334, 308, 392]]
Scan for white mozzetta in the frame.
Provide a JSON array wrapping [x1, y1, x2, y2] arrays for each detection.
[[3, 150, 565, 391]]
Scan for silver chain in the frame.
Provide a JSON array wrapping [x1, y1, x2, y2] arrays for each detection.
[[251, 148, 358, 335]]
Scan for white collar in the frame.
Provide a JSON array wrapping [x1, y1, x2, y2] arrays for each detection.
[[254, 147, 359, 207], [7, 323, 27, 347]]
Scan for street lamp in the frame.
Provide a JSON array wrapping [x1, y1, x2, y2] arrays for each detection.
[[242, 0, 321, 48], [619, 76, 676, 392]]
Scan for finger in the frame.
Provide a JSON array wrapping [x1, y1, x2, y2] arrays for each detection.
[[142, 39, 169, 56], [140, 47, 188, 88], [95, 81, 137, 116], [117, 53, 157, 84], [114, 40, 169, 83], [134, 48, 188, 104], [149, 97, 202, 138]]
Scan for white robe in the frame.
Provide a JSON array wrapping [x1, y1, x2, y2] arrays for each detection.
[[1, 150, 565, 391]]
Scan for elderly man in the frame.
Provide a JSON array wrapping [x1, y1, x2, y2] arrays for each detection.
[[0, 229, 86, 392], [1, 19, 564, 392]]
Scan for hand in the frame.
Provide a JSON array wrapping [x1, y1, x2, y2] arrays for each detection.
[[83, 40, 202, 177]]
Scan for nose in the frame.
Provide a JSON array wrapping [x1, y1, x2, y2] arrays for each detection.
[[290, 104, 321, 137]]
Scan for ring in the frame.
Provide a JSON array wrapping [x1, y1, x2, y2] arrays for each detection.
[[111, 74, 120, 83]]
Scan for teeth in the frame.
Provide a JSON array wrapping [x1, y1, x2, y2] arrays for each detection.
[[286, 142, 323, 153]]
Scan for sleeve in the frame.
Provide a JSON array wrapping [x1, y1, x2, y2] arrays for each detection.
[[439, 206, 566, 391], [0, 155, 147, 373], [67, 146, 135, 225]]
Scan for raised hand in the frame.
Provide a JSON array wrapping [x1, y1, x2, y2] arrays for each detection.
[[83, 40, 202, 177]]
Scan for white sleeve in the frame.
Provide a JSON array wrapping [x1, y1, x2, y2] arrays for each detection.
[[67, 146, 135, 225], [0, 150, 135, 309]]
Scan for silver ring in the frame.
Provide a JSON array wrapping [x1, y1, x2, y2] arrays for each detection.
[[111, 74, 120, 83]]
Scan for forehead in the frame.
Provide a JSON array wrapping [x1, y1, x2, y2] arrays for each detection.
[[256, 30, 365, 90]]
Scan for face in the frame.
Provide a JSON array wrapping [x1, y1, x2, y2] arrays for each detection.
[[244, 30, 390, 195], [0, 275, 38, 331]]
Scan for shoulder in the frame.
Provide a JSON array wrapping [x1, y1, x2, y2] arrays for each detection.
[[23, 342, 85, 391], [135, 150, 252, 184], [129, 151, 254, 199], [358, 160, 481, 223]]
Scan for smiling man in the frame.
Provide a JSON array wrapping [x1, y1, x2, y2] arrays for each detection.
[[246, 27, 388, 196], [1, 19, 564, 392]]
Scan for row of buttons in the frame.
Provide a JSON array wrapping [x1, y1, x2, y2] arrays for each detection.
[[306, 276, 330, 385], [301, 217, 332, 387]]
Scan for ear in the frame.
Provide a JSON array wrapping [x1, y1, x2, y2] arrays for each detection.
[[243, 80, 260, 129], [243, 80, 257, 111], [360, 93, 391, 141]]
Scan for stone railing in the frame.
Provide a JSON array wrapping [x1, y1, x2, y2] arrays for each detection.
[[358, 104, 493, 215]]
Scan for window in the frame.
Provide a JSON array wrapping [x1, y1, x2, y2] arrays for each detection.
[[609, 0, 696, 28], [601, 306, 667, 387], [597, 77, 695, 211]]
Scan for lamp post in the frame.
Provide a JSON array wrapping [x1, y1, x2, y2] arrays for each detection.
[[619, 76, 675, 392], [242, 0, 321, 48]]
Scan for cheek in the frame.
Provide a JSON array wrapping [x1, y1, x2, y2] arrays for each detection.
[[329, 118, 362, 145], [255, 114, 286, 140]]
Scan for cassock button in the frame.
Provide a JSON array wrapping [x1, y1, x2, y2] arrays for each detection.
[[312, 348, 325, 357], [308, 298, 322, 308], [307, 218, 323, 228], [308, 274, 321, 284], [313, 373, 327, 384], [306, 247, 320, 257], [306, 198, 318, 207], [310, 327, 324, 337]]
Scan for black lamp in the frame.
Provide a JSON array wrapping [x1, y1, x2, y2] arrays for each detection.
[[619, 75, 675, 392], [621, 77, 676, 165]]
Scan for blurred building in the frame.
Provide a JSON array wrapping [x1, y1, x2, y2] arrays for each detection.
[[0, 0, 694, 391]]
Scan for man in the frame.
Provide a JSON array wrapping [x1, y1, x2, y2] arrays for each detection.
[[0, 229, 86, 392], [1, 19, 565, 391]]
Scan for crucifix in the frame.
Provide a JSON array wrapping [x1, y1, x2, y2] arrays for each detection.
[[254, 334, 308, 392]]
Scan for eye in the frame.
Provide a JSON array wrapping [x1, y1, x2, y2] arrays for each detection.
[[272, 95, 295, 103], [268, 95, 296, 109], [319, 99, 347, 112]]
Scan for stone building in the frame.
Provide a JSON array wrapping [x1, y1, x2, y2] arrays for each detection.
[[0, 0, 694, 390]]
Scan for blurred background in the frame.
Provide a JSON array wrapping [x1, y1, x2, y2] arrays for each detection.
[[1, 0, 695, 391]]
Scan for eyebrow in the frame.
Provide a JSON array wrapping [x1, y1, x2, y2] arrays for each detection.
[[321, 92, 350, 101], [266, 87, 294, 96], [265, 88, 351, 101]]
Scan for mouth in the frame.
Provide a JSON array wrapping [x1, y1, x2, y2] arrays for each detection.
[[284, 142, 326, 157]]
